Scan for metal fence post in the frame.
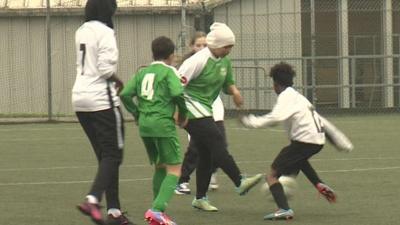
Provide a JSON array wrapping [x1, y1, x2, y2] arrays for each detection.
[[310, 0, 317, 106], [351, 57, 356, 108], [302, 58, 308, 96], [180, 0, 187, 57], [338, 0, 350, 108], [255, 60, 260, 109], [383, 0, 394, 107], [398, 36, 400, 107], [46, 0, 52, 121]]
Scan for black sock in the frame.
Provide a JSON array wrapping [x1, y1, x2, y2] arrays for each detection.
[[301, 161, 322, 186], [269, 182, 290, 210]]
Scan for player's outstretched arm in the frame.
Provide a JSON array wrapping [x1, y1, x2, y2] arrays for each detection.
[[241, 114, 266, 128], [240, 112, 280, 129], [227, 85, 243, 108], [319, 115, 354, 152]]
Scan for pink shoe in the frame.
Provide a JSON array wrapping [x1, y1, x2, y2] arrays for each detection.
[[316, 183, 337, 203], [144, 209, 177, 225], [77, 201, 104, 225]]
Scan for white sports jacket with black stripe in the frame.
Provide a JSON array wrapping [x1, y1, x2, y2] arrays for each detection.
[[72, 21, 120, 112], [242, 87, 326, 145]]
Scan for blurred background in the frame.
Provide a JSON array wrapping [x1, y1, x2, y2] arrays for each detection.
[[0, 0, 399, 121]]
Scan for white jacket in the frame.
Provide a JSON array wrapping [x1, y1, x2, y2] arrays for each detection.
[[72, 21, 120, 112], [242, 87, 325, 145]]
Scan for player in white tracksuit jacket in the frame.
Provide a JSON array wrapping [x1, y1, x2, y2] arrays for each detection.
[[72, 0, 134, 224], [241, 62, 337, 220]]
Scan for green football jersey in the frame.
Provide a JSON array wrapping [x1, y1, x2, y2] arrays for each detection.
[[178, 48, 234, 119], [120, 61, 187, 137]]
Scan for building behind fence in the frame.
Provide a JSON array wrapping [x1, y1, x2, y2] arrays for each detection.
[[0, 0, 399, 121]]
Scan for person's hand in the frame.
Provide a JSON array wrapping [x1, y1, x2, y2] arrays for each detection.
[[178, 117, 188, 128], [241, 114, 260, 128], [114, 79, 124, 95], [228, 85, 243, 108], [232, 91, 243, 108], [109, 74, 124, 95], [175, 112, 188, 128]]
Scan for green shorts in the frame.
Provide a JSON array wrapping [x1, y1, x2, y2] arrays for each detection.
[[142, 136, 182, 165]]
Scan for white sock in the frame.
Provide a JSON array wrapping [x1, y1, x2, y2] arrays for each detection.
[[85, 195, 99, 204], [108, 208, 122, 217]]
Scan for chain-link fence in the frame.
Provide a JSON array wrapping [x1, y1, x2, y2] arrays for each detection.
[[0, 0, 399, 122], [216, 0, 400, 117], [0, 0, 206, 8]]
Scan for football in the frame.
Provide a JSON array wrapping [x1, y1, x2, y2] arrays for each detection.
[[260, 175, 298, 200]]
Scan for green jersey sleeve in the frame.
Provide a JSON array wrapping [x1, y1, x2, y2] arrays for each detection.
[[167, 70, 188, 116], [222, 59, 235, 94], [119, 75, 139, 119]]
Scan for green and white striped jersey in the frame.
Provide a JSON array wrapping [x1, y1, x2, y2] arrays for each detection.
[[178, 48, 235, 119]]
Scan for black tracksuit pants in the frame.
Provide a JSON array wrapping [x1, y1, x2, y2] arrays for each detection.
[[178, 121, 222, 184], [185, 117, 242, 199], [76, 107, 124, 210]]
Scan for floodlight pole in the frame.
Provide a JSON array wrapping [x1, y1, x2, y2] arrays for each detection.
[[46, 0, 53, 121], [181, 0, 187, 56]]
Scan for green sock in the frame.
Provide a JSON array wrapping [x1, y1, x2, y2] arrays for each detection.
[[152, 168, 166, 200], [152, 174, 178, 212]]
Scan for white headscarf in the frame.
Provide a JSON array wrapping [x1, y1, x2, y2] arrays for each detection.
[[206, 22, 235, 48]]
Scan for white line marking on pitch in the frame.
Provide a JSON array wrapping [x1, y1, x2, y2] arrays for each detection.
[[0, 166, 399, 186], [0, 178, 151, 186], [0, 127, 81, 132], [0, 164, 149, 172], [235, 157, 400, 164], [0, 157, 399, 172], [2, 137, 85, 142], [0, 126, 284, 132], [318, 166, 400, 173], [229, 127, 285, 132]]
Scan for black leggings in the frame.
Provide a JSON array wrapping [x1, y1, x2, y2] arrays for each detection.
[[185, 118, 242, 199], [76, 107, 124, 210], [178, 121, 222, 184]]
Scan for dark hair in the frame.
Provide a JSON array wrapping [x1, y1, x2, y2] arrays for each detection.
[[269, 62, 296, 87], [152, 36, 175, 60], [85, 0, 117, 29], [189, 31, 206, 46], [176, 31, 207, 64]]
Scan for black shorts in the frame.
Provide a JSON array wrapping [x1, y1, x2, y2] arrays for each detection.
[[271, 141, 323, 176]]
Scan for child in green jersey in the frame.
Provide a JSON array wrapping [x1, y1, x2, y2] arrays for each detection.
[[120, 36, 188, 225], [178, 22, 263, 211], [175, 31, 221, 195]]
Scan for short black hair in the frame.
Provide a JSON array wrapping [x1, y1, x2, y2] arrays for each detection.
[[85, 0, 117, 29], [152, 36, 175, 60], [269, 62, 296, 87]]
